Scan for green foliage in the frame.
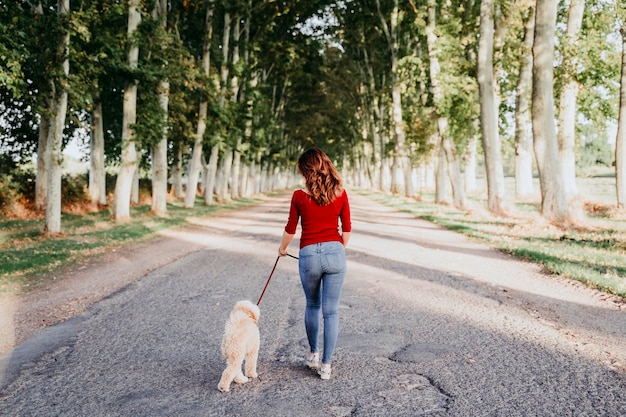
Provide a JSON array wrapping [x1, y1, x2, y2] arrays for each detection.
[[576, 133, 614, 171], [574, 0, 620, 135], [0, 175, 21, 213], [1, 0, 624, 212], [61, 174, 89, 206]]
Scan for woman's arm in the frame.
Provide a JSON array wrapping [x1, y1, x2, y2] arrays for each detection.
[[279, 231, 295, 256], [341, 231, 351, 247]]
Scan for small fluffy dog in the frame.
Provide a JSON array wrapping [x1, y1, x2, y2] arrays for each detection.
[[217, 300, 261, 392]]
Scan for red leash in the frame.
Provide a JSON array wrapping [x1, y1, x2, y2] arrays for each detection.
[[257, 254, 298, 305]]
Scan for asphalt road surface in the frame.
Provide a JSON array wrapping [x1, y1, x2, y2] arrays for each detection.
[[1, 192, 625, 416]]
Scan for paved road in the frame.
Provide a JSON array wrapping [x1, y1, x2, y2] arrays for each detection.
[[1, 193, 625, 416]]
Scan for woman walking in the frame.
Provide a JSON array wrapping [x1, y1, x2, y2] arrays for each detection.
[[278, 148, 352, 380]]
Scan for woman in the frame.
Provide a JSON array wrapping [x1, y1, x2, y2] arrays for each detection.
[[278, 148, 351, 380]]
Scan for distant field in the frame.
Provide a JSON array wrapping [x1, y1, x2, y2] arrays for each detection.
[[468, 174, 618, 207]]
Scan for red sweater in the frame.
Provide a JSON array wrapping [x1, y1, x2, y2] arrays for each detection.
[[284, 189, 352, 249]]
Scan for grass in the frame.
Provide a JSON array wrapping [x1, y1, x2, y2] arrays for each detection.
[[0, 196, 262, 294], [358, 176, 626, 299]]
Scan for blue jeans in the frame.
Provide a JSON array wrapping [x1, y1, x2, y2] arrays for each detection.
[[298, 241, 346, 365]]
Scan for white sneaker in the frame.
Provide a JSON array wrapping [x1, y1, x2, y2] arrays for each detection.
[[306, 352, 320, 369], [318, 364, 331, 380]]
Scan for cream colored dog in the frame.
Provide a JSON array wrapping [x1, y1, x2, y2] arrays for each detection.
[[217, 300, 260, 392]]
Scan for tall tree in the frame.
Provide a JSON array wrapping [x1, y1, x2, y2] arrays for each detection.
[[44, 0, 71, 235], [185, 0, 215, 208], [89, 101, 106, 206], [32, 1, 49, 213], [477, 0, 506, 215], [514, 3, 535, 200], [375, 0, 413, 196], [151, 0, 169, 215], [113, 0, 142, 220], [425, 0, 466, 209], [616, 13, 626, 209], [557, 0, 585, 202], [532, 0, 570, 224]]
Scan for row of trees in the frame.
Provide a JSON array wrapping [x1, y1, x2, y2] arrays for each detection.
[[334, 0, 623, 224], [0, 0, 625, 235]]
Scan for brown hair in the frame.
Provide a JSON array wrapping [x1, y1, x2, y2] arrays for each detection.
[[297, 148, 343, 206]]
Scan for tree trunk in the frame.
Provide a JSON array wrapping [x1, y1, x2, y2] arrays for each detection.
[[440, 122, 466, 209], [150, 0, 169, 214], [360, 43, 383, 190], [515, 5, 535, 200], [89, 101, 107, 206], [230, 18, 242, 200], [34, 1, 47, 213], [219, 148, 233, 200], [464, 134, 477, 194], [616, 19, 626, 209], [558, 0, 585, 201], [151, 81, 169, 214], [532, 0, 570, 224], [172, 146, 184, 198], [204, 145, 219, 205], [131, 167, 139, 204], [426, 0, 465, 209], [477, 0, 506, 215], [35, 116, 49, 212], [435, 143, 449, 204], [376, 0, 412, 197], [184, 1, 214, 208], [205, 9, 231, 205], [113, 0, 141, 221], [44, 0, 70, 235]]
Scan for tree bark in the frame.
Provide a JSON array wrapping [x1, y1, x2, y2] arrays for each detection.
[[89, 101, 107, 206], [113, 0, 141, 221], [515, 5, 535, 200], [205, 9, 230, 205], [151, 0, 169, 214], [185, 1, 214, 208], [557, 0, 585, 201], [532, 0, 570, 224], [44, 0, 70, 235], [151, 81, 169, 214], [464, 134, 477, 194], [219, 149, 233, 201], [616, 19, 626, 209], [172, 146, 184, 198], [229, 17, 242, 200], [35, 116, 49, 212], [435, 143, 449, 204], [477, 0, 506, 215]]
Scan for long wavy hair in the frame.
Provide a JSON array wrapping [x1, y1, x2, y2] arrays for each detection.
[[297, 148, 344, 206]]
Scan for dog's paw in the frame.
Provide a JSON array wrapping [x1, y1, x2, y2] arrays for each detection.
[[234, 375, 249, 384], [217, 383, 230, 393], [246, 371, 258, 379]]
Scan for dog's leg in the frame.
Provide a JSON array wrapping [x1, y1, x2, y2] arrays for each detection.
[[234, 370, 249, 384], [217, 367, 235, 392], [244, 345, 259, 379], [232, 351, 249, 384], [218, 355, 246, 392]]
